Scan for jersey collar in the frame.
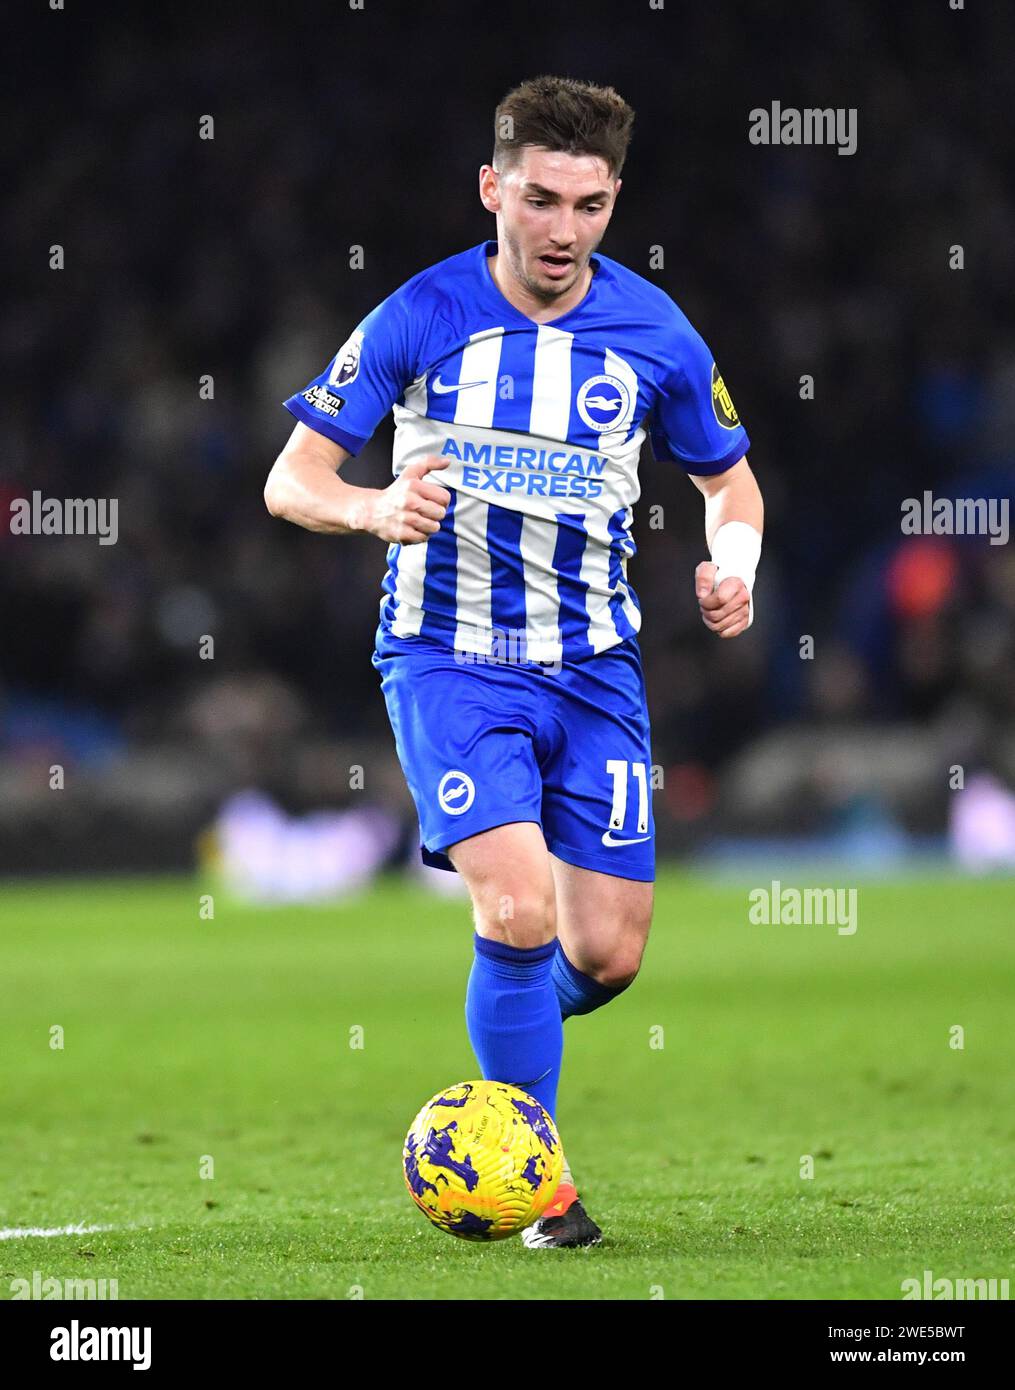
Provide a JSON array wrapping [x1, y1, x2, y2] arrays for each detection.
[[478, 239, 601, 329]]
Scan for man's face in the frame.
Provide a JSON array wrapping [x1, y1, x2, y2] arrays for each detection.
[[480, 147, 620, 304]]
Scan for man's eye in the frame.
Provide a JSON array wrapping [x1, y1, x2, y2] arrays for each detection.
[[584, 205, 603, 214], [527, 199, 548, 208]]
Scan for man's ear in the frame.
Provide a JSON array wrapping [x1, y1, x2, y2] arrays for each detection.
[[479, 164, 501, 214]]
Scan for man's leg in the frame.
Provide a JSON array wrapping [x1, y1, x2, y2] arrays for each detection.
[[549, 856, 654, 1020], [450, 823, 611, 1248], [448, 821, 564, 1123]]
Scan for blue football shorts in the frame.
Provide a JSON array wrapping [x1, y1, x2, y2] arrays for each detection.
[[371, 627, 655, 882]]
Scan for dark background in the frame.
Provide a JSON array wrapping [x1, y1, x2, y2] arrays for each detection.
[[2, 0, 1013, 873]]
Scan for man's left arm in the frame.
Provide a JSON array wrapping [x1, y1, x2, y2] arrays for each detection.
[[687, 456, 764, 639]]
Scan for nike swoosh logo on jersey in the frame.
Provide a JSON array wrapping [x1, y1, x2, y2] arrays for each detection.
[[432, 376, 489, 395], [601, 831, 651, 847]]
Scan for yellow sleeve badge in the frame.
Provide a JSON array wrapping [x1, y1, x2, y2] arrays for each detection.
[[711, 362, 740, 429]]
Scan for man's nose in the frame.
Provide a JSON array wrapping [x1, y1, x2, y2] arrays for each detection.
[[548, 215, 578, 247]]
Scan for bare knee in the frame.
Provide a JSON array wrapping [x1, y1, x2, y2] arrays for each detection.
[[588, 948, 643, 991], [449, 824, 557, 950], [551, 862, 652, 991], [472, 879, 556, 950], [567, 916, 651, 989]]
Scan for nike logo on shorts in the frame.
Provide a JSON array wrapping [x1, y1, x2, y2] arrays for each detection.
[[601, 831, 651, 847]]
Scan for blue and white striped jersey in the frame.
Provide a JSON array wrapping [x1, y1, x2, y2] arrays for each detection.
[[283, 240, 750, 664]]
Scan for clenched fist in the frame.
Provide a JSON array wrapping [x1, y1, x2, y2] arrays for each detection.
[[695, 561, 752, 638], [364, 456, 451, 544]]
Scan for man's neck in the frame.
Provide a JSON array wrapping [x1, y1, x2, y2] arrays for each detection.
[[487, 249, 594, 325]]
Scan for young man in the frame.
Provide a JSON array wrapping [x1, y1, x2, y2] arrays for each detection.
[[265, 76, 763, 1248]]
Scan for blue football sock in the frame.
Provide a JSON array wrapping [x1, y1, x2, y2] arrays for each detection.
[[465, 933, 563, 1122], [552, 938, 631, 1021]]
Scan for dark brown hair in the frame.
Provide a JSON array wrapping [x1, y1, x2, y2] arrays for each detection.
[[493, 76, 635, 180]]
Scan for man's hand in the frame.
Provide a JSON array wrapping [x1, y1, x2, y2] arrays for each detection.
[[361, 456, 451, 544], [265, 427, 454, 540], [695, 561, 752, 638]]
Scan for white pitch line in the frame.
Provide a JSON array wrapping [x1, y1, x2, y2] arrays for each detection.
[[0, 1223, 117, 1241]]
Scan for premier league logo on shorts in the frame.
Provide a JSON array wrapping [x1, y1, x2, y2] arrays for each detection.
[[577, 373, 632, 433], [437, 769, 476, 815]]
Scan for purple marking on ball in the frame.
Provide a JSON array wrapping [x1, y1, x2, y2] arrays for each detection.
[[432, 1083, 473, 1109], [404, 1132, 441, 1200], [510, 1097, 558, 1152], [520, 1153, 542, 1191], [444, 1210, 495, 1238], [422, 1122, 480, 1191]]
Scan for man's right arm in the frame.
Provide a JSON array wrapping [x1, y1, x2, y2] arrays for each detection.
[[263, 422, 450, 544]]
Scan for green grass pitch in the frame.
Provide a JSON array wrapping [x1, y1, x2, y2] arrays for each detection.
[[3, 871, 1013, 1300]]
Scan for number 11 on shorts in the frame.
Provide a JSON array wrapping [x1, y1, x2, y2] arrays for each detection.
[[606, 759, 649, 834]]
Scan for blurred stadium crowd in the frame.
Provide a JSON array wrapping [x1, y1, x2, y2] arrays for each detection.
[[2, 2, 1013, 873]]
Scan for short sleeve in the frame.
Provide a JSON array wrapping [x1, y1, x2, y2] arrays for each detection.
[[649, 320, 750, 475], [282, 287, 415, 455]]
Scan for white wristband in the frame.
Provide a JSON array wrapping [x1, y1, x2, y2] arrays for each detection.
[[710, 521, 762, 593], [710, 521, 762, 629]]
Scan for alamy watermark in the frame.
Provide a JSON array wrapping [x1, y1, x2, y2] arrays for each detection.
[[748, 880, 857, 935], [901, 492, 1009, 545], [9, 491, 118, 545], [49, 1319, 150, 1370], [901, 1269, 1010, 1300], [9, 1270, 119, 1300], [749, 101, 857, 156], [454, 624, 563, 675]]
